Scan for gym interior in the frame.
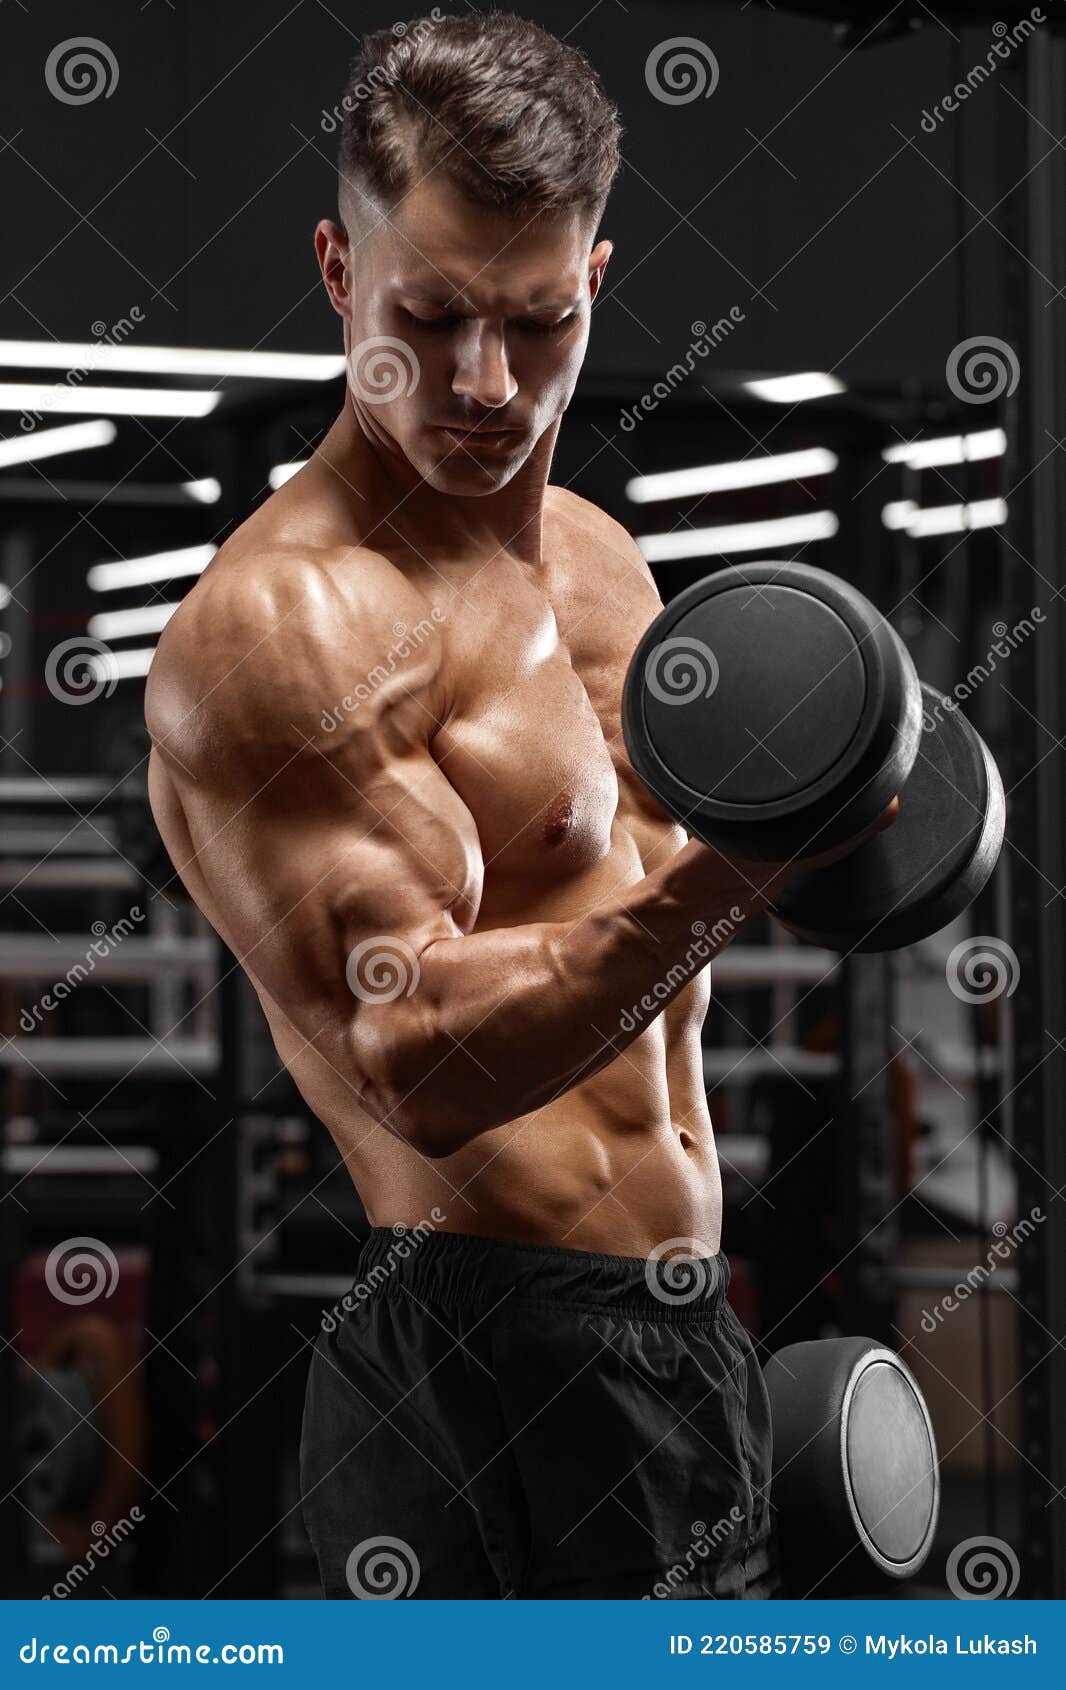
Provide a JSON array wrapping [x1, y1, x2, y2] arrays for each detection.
[[1, 0, 1064, 1601]]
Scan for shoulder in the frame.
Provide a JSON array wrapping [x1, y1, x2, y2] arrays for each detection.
[[545, 485, 656, 586], [146, 539, 445, 775]]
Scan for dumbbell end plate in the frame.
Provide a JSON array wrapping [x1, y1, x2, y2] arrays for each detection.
[[770, 683, 1005, 953]]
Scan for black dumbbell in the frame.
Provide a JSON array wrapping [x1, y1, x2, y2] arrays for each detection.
[[763, 1337, 940, 1595], [621, 561, 1005, 953]]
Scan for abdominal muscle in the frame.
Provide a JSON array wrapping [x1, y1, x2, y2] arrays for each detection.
[[311, 846, 724, 1261]]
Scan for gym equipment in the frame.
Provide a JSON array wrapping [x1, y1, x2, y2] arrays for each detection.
[[15, 1316, 147, 1563], [763, 1336, 940, 1594], [622, 561, 1005, 953]]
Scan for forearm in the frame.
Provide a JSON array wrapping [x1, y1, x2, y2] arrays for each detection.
[[360, 841, 773, 1154]]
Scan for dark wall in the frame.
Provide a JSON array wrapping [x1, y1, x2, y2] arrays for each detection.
[[0, 1, 1013, 381]]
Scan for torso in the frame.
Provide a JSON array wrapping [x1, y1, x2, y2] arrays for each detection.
[[150, 477, 722, 1258]]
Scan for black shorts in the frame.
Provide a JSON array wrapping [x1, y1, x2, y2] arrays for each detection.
[[299, 1227, 779, 1599]]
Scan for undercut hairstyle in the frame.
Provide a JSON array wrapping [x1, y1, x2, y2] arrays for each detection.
[[336, 11, 622, 229]]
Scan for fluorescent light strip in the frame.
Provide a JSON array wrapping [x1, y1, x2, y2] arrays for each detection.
[[626, 447, 838, 505], [88, 544, 216, 592], [0, 418, 117, 469], [0, 583, 10, 611], [638, 511, 839, 563], [883, 428, 1006, 470], [882, 498, 1007, 537], [0, 383, 219, 418], [0, 341, 345, 382], [88, 602, 179, 642], [269, 460, 307, 490], [742, 373, 845, 404], [183, 477, 221, 504], [89, 646, 156, 683]]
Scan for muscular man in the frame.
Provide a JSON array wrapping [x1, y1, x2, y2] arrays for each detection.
[[147, 13, 893, 1599]]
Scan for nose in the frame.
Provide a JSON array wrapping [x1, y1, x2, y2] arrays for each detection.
[[451, 322, 517, 413]]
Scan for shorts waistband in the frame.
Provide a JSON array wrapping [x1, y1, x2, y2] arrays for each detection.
[[353, 1226, 731, 1323]]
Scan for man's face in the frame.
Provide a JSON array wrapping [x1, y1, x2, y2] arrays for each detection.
[[320, 175, 611, 493]]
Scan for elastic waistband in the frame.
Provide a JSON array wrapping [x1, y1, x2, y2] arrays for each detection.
[[353, 1226, 731, 1324]]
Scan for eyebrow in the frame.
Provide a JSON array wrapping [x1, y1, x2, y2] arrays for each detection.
[[400, 287, 580, 315]]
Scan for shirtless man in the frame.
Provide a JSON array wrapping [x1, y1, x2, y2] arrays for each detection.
[[146, 13, 893, 1600]]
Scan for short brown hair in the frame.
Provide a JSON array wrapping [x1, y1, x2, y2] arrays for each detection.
[[337, 11, 622, 226]]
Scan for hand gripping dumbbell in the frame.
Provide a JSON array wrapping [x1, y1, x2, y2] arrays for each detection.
[[622, 561, 1005, 952]]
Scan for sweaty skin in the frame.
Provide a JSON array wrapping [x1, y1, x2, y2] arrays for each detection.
[[146, 177, 893, 1259]]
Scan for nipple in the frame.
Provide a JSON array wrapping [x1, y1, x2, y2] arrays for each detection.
[[542, 792, 574, 844]]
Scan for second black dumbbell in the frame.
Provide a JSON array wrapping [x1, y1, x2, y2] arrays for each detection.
[[621, 561, 1005, 953]]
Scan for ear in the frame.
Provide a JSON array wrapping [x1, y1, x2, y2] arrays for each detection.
[[315, 219, 351, 318], [587, 238, 613, 305]]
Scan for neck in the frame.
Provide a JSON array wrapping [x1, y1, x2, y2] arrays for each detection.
[[316, 404, 556, 565]]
